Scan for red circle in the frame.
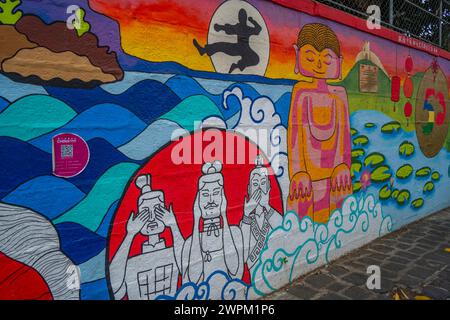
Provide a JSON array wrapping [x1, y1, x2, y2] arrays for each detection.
[[107, 130, 283, 273]]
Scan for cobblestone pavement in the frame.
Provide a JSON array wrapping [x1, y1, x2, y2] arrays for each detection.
[[264, 208, 450, 300]]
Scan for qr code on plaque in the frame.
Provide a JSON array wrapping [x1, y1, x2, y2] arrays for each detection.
[[61, 144, 73, 159]]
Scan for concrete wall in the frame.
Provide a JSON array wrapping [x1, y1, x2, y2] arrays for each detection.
[[0, 0, 449, 300]]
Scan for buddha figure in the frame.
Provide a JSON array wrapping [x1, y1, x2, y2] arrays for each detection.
[[287, 23, 352, 223]]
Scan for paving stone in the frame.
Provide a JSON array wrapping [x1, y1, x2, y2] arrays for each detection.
[[395, 243, 412, 250], [408, 247, 427, 255], [267, 291, 302, 300], [342, 286, 372, 299], [396, 275, 424, 289], [421, 286, 450, 300], [406, 267, 436, 280], [369, 244, 394, 254], [318, 292, 348, 300], [341, 273, 367, 286], [326, 281, 348, 292], [387, 256, 410, 265], [373, 278, 395, 294], [325, 265, 349, 278], [356, 256, 381, 267], [304, 274, 334, 289], [382, 262, 404, 273], [396, 251, 420, 260], [287, 285, 318, 299]]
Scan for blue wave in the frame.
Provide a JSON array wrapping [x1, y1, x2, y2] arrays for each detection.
[[0, 137, 51, 199], [80, 278, 110, 300], [55, 222, 106, 265], [67, 138, 143, 194], [96, 200, 119, 238], [45, 79, 181, 123], [0, 96, 9, 112], [2, 176, 85, 220], [118, 119, 184, 161], [29, 103, 146, 153], [274, 92, 292, 127]]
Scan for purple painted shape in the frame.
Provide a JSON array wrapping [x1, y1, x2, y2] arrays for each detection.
[[52, 133, 90, 178], [19, 0, 123, 54]]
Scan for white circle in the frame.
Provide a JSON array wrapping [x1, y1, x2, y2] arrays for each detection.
[[207, 0, 270, 76]]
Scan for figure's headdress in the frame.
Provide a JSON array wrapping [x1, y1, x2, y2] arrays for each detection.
[[250, 155, 269, 178], [198, 160, 224, 189]]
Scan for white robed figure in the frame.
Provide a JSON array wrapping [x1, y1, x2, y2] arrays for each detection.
[[240, 156, 282, 274], [182, 161, 244, 291], [109, 174, 184, 300]]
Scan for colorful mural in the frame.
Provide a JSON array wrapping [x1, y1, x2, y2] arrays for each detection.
[[0, 0, 449, 300]]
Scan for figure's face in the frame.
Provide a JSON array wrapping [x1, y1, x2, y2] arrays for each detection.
[[239, 9, 247, 23], [139, 199, 165, 236], [249, 173, 270, 207], [199, 181, 223, 219], [298, 44, 340, 79]]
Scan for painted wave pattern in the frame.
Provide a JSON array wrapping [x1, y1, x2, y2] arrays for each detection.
[[0, 73, 292, 300], [157, 270, 250, 300], [250, 193, 393, 298]]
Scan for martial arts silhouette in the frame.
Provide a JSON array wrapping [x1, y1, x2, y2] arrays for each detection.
[[193, 9, 262, 73]]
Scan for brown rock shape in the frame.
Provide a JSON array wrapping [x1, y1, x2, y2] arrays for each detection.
[[15, 15, 123, 81], [2, 47, 117, 84], [0, 25, 37, 66]]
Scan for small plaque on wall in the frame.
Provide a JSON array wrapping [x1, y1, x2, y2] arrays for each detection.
[[359, 64, 379, 93]]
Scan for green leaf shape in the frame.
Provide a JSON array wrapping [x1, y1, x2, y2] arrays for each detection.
[[364, 152, 385, 168], [353, 135, 369, 146], [0, 0, 22, 25], [411, 198, 424, 209], [423, 181, 435, 193], [396, 190, 411, 206], [391, 189, 400, 199], [399, 141, 415, 158], [365, 123, 376, 128], [353, 181, 362, 193], [351, 128, 358, 136], [75, 8, 91, 37], [396, 164, 414, 180], [381, 121, 401, 134], [415, 167, 431, 178], [351, 161, 362, 178], [431, 172, 441, 181], [371, 165, 392, 183], [379, 185, 392, 201], [352, 148, 365, 159]]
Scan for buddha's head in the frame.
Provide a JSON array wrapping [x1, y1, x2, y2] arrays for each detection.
[[294, 23, 342, 80]]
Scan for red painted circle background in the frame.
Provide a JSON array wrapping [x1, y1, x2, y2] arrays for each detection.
[[107, 130, 283, 284]]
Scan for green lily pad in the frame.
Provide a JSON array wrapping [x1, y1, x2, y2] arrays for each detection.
[[352, 148, 365, 159], [381, 121, 401, 134], [379, 185, 392, 201], [396, 190, 411, 206], [365, 123, 376, 129], [391, 189, 399, 199], [351, 128, 358, 136], [411, 198, 424, 209], [415, 167, 431, 178], [371, 165, 392, 183], [353, 181, 362, 193], [364, 152, 385, 168], [396, 164, 414, 180], [399, 141, 415, 158], [353, 135, 369, 146], [431, 172, 441, 181], [351, 161, 362, 178], [423, 181, 435, 193]]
